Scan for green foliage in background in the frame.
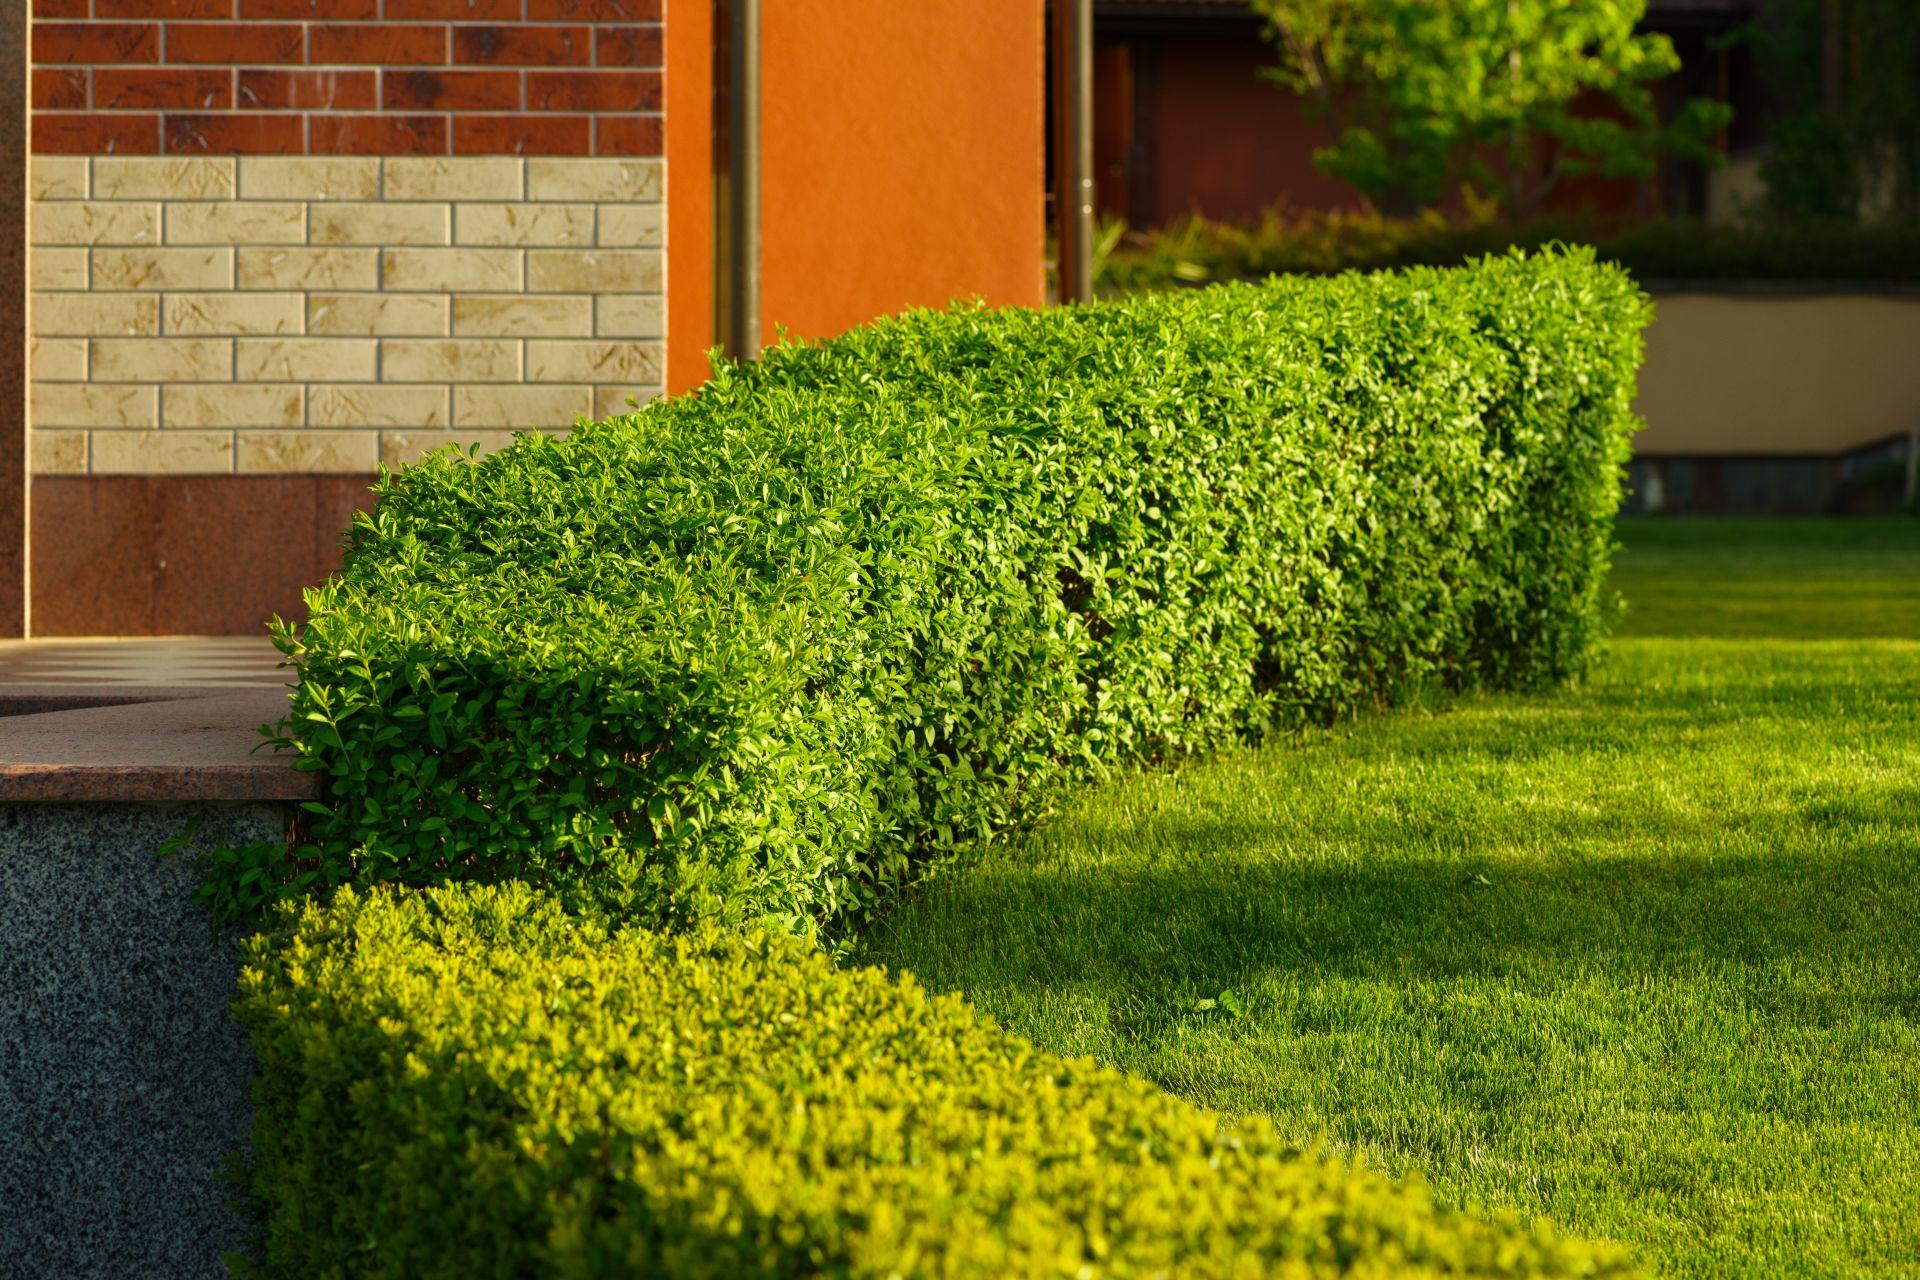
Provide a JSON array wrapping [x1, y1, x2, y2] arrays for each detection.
[[234, 881, 1639, 1279], [1751, 0, 1920, 224], [248, 252, 1646, 939], [1094, 206, 1920, 294], [1251, 0, 1728, 215]]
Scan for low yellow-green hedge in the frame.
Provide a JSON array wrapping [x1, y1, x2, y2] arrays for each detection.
[[236, 883, 1638, 1279]]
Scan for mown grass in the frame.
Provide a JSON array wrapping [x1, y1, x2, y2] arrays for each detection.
[[862, 518, 1920, 1279]]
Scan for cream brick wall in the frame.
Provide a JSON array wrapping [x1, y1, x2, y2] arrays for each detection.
[[28, 156, 665, 476]]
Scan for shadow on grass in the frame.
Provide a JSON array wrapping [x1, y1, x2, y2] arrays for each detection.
[[862, 656, 1920, 1051], [855, 535, 1920, 1277], [870, 836, 1919, 1038]]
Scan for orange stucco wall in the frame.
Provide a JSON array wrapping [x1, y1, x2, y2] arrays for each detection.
[[760, 0, 1046, 342], [667, 0, 1046, 393], [665, 0, 716, 395]]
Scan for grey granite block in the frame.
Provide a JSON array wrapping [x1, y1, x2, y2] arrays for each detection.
[[0, 802, 285, 1280]]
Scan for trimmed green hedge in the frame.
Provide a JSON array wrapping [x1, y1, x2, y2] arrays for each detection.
[[257, 251, 1647, 935], [236, 882, 1639, 1279], [1096, 209, 1920, 294]]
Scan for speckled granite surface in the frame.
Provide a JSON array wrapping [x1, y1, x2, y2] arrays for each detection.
[[0, 802, 285, 1279]]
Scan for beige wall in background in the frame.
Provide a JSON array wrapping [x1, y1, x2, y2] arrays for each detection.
[[1704, 156, 1765, 226], [1636, 292, 1920, 456], [27, 156, 665, 476]]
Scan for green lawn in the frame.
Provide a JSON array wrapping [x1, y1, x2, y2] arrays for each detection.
[[861, 518, 1920, 1279]]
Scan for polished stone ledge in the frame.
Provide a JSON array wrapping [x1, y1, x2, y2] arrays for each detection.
[[0, 639, 315, 803]]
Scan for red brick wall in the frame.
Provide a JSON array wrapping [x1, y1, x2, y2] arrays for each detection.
[[28, 0, 663, 157]]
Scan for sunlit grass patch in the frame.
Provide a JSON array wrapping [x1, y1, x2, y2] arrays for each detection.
[[863, 519, 1920, 1279]]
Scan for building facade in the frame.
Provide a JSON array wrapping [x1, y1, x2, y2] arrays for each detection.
[[4, 0, 1046, 635], [1087, 0, 1766, 228]]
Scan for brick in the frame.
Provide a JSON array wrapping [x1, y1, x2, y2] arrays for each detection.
[[311, 383, 449, 427], [527, 70, 660, 112], [456, 202, 593, 246], [454, 384, 590, 427], [92, 429, 233, 473], [308, 293, 449, 337], [526, 339, 660, 383], [31, 250, 91, 291], [237, 70, 377, 111], [91, 337, 234, 381], [594, 26, 661, 68], [238, 156, 379, 200], [29, 158, 89, 201], [310, 24, 445, 66], [33, 69, 89, 111], [164, 292, 305, 335], [594, 116, 663, 157], [235, 337, 378, 382], [96, 156, 234, 199], [164, 383, 304, 428], [386, 0, 520, 16], [95, 0, 232, 15], [382, 69, 521, 112], [528, 0, 660, 17], [526, 157, 659, 201], [33, 22, 160, 63], [309, 203, 450, 246], [93, 247, 234, 290], [383, 156, 520, 200], [309, 115, 449, 157], [95, 68, 232, 111], [593, 384, 661, 419], [593, 293, 662, 337], [30, 430, 90, 476], [454, 26, 590, 67], [33, 115, 161, 155], [165, 201, 306, 245], [525, 248, 659, 292], [236, 247, 379, 290], [595, 203, 661, 246], [238, 430, 380, 474], [453, 115, 591, 157], [381, 339, 519, 382], [238, 0, 374, 16], [31, 201, 160, 247], [380, 428, 528, 467], [32, 383, 159, 428], [33, 0, 91, 17], [31, 338, 91, 381], [33, 293, 161, 337], [452, 294, 591, 337], [165, 114, 305, 156], [167, 24, 305, 64], [382, 247, 522, 292]]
